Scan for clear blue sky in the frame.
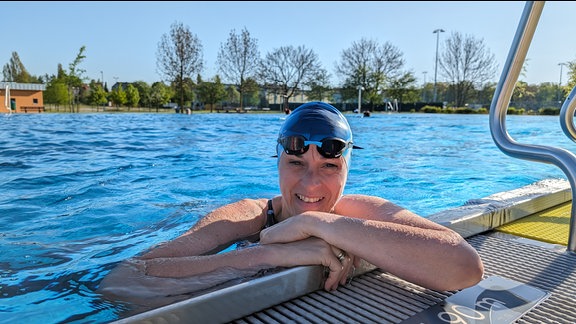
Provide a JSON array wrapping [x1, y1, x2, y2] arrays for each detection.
[[2, 1, 574, 87]]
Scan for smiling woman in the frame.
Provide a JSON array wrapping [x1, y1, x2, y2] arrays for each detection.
[[98, 102, 484, 316]]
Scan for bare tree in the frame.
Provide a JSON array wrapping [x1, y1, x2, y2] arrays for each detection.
[[336, 38, 406, 107], [217, 27, 260, 110], [156, 21, 203, 112], [258, 45, 326, 111], [439, 32, 497, 107]]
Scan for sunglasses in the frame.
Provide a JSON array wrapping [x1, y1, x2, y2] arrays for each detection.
[[278, 135, 352, 159]]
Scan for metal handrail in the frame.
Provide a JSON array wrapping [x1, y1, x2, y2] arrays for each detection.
[[489, 0, 576, 252], [559, 85, 576, 141]]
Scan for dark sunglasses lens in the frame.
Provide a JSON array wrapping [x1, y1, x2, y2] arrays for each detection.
[[318, 139, 347, 158], [281, 136, 308, 155]]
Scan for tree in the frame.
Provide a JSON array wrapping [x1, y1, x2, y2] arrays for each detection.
[[66, 46, 87, 112], [2, 52, 38, 83], [170, 76, 196, 107], [258, 45, 326, 111], [125, 84, 140, 109], [156, 21, 203, 113], [110, 84, 127, 107], [217, 27, 260, 110], [196, 75, 227, 112], [224, 85, 240, 107], [439, 32, 497, 107], [385, 72, 420, 105], [132, 81, 151, 108], [305, 69, 332, 102], [149, 82, 173, 108], [44, 80, 68, 107], [335, 38, 406, 108], [565, 61, 576, 100], [89, 84, 108, 109]]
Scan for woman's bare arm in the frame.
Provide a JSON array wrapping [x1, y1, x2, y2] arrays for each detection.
[[259, 194, 484, 291]]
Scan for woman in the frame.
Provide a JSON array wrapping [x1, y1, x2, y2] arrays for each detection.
[[99, 101, 483, 304]]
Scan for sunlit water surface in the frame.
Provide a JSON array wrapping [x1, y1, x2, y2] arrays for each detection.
[[0, 112, 571, 323]]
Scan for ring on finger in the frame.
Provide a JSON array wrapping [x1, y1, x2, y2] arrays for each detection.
[[336, 251, 347, 262]]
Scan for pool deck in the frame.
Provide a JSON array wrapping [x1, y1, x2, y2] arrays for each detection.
[[113, 178, 576, 323]]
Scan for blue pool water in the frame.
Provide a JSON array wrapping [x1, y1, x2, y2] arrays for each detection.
[[0, 112, 571, 323]]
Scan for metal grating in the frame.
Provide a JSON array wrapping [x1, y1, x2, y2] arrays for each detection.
[[469, 234, 576, 323], [232, 233, 576, 324], [234, 272, 452, 324]]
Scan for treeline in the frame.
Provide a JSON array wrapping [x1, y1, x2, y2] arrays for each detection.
[[2, 21, 576, 113]]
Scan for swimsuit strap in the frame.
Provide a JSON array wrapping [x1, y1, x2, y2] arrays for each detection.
[[237, 199, 277, 247], [264, 199, 277, 228]]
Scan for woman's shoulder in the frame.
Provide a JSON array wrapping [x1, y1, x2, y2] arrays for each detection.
[[339, 194, 390, 205], [233, 198, 269, 211], [335, 194, 396, 218]]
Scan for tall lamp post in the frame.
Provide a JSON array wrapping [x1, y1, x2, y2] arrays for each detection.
[[357, 85, 364, 113], [422, 71, 428, 102], [433, 28, 445, 102], [558, 62, 567, 105]]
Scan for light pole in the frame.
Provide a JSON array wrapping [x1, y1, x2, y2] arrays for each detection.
[[433, 28, 445, 102], [357, 85, 364, 112], [422, 71, 428, 102], [558, 62, 567, 105]]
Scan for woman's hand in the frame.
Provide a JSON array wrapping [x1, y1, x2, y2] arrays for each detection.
[[261, 235, 353, 291]]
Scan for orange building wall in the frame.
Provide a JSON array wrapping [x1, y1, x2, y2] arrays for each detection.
[[0, 89, 44, 113]]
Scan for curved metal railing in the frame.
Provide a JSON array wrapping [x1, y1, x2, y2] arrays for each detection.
[[489, 0, 576, 252], [560, 85, 576, 141]]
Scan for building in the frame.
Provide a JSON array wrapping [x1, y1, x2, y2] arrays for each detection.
[[0, 82, 46, 113]]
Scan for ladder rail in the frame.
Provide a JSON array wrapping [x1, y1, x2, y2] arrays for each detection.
[[489, 0, 576, 251]]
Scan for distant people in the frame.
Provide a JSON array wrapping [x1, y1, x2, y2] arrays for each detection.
[[99, 101, 483, 307]]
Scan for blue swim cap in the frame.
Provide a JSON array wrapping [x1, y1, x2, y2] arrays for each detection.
[[276, 102, 358, 169]]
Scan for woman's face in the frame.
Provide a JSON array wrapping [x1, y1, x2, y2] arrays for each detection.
[[278, 144, 348, 217]]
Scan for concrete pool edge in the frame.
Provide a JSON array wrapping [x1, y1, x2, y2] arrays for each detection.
[[428, 178, 571, 238], [112, 178, 572, 323]]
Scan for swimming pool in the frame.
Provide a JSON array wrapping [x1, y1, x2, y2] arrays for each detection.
[[0, 112, 570, 323]]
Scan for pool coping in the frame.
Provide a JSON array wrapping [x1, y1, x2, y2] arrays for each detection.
[[112, 178, 572, 323]]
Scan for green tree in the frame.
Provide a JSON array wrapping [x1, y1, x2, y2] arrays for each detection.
[[110, 84, 127, 107], [125, 84, 140, 109], [132, 81, 151, 107], [565, 61, 576, 101], [156, 21, 203, 112], [224, 85, 240, 107], [150, 82, 173, 108], [44, 80, 68, 107], [242, 78, 260, 107], [196, 75, 227, 112], [89, 84, 108, 109], [66, 46, 87, 112], [2, 52, 39, 82], [171, 76, 196, 107]]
